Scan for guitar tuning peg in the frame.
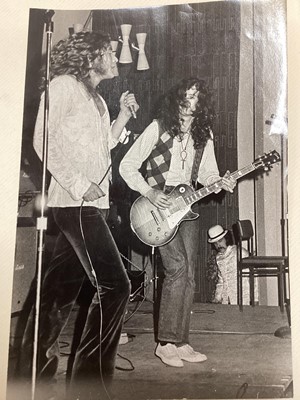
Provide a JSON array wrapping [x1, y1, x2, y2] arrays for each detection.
[[263, 166, 270, 171]]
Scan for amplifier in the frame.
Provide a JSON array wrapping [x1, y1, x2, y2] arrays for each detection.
[[11, 224, 37, 314]]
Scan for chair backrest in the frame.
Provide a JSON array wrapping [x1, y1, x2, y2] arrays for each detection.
[[233, 219, 255, 258], [237, 220, 253, 240]]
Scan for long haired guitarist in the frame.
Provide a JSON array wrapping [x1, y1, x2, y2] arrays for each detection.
[[119, 77, 236, 368]]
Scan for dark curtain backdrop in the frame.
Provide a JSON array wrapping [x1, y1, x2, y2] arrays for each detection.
[[20, 3, 240, 304], [93, 1, 240, 302], [20, 9, 45, 191]]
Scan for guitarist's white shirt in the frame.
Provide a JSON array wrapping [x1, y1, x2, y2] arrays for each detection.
[[119, 119, 220, 196]]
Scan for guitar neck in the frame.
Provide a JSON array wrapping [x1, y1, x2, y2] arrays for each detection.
[[186, 163, 256, 206]]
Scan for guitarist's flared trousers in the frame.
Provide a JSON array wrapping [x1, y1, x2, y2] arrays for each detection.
[[16, 206, 131, 400], [157, 205, 200, 344]]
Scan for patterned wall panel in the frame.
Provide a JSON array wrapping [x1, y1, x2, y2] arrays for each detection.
[[93, 1, 240, 302]]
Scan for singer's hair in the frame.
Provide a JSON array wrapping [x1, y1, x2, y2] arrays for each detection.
[[154, 78, 215, 149], [39, 31, 111, 90]]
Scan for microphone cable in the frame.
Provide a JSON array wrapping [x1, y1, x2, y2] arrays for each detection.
[[78, 129, 132, 400]]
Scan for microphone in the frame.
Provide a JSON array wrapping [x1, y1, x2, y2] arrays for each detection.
[[43, 9, 55, 32], [129, 105, 137, 119], [124, 91, 137, 119], [44, 9, 55, 22]]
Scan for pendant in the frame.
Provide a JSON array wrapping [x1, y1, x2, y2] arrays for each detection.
[[181, 149, 187, 169]]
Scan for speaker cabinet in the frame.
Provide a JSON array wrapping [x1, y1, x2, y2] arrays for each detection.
[[12, 222, 37, 314]]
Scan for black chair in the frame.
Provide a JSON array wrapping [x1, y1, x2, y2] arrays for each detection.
[[232, 219, 288, 312]]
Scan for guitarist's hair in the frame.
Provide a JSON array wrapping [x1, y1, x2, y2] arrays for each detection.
[[154, 78, 215, 149]]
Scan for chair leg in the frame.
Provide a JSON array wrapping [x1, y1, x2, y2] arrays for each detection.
[[237, 269, 240, 305], [238, 269, 243, 311], [249, 270, 255, 306], [278, 270, 285, 313], [283, 268, 288, 304]]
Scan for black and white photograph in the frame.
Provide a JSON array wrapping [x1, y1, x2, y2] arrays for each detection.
[[1, 0, 299, 399]]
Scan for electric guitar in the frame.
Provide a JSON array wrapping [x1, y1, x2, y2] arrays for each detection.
[[129, 150, 281, 247]]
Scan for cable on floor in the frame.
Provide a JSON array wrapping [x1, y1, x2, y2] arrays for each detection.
[[236, 382, 249, 398], [115, 353, 135, 371]]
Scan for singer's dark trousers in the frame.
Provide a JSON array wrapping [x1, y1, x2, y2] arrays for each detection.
[[17, 206, 131, 399]]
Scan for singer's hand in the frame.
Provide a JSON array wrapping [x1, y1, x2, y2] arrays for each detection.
[[83, 183, 105, 202], [120, 90, 139, 119]]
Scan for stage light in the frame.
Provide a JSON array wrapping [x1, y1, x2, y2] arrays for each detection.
[[73, 23, 83, 33], [135, 33, 149, 70], [119, 24, 133, 64]]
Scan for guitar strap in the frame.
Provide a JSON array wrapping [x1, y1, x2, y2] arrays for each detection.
[[190, 146, 204, 189]]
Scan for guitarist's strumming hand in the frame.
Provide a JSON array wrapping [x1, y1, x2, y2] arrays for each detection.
[[145, 188, 172, 210]]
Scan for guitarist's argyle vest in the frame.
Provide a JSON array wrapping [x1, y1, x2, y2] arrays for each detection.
[[145, 120, 204, 191], [145, 128, 173, 190]]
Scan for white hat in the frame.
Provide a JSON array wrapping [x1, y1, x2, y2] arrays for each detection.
[[207, 225, 228, 243]]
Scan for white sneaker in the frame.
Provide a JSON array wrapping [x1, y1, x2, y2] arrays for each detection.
[[176, 344, 207, 363], [119, 333, 129, 345], [155, 343, 184, 367]]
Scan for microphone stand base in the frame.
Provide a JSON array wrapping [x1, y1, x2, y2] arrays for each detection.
[[274, 325, 291, 339]]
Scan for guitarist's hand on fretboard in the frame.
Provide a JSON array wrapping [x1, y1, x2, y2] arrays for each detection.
[[219, 170, 237, 193], [145, 188, 172, 210]]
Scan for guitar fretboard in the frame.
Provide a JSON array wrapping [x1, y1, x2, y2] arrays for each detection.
[[185, 163, 256, 206]]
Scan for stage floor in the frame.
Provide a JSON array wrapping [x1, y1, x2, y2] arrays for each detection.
[[7, 302, 293, 400]]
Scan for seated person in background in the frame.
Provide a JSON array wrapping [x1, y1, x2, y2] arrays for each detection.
[[207, 224, 257, 305]]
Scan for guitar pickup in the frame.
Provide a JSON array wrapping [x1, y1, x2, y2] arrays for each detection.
[[151, 210, 160, 225]]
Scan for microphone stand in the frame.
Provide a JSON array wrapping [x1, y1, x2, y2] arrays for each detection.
[[265, 115, 290, 339], [274, 129, 290, 339], [31, 10, 54, 400]]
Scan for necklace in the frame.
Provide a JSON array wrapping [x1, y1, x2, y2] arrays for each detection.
[[179, 117, 193, 169], [179, 132, 192, 169]]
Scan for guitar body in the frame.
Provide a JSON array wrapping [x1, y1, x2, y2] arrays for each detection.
[[130, 184, 199, 247]]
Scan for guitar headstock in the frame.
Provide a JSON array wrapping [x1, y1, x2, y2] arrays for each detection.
[[253, 150, 281, 171]]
